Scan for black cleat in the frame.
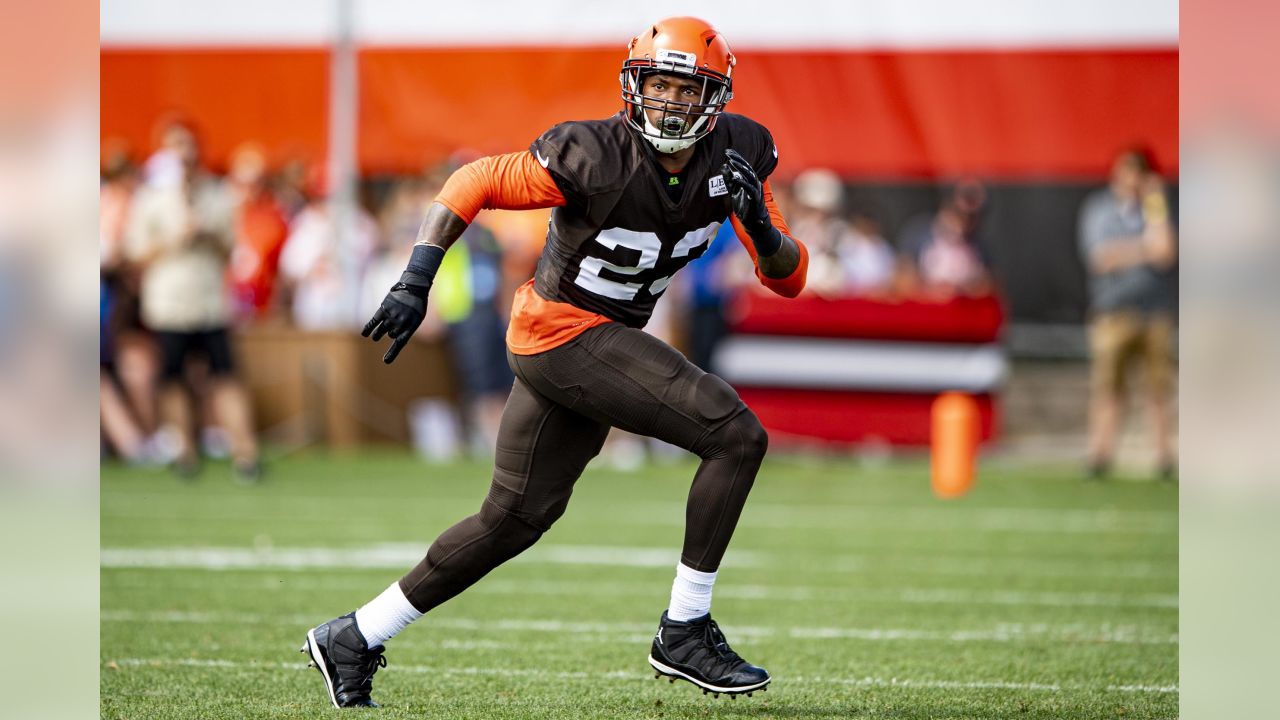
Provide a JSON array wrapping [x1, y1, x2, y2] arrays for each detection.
[[648, 612, 770, 696], [300, 613, 387, 707]]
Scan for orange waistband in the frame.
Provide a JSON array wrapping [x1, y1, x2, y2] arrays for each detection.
[[505, 279, 612, 356]]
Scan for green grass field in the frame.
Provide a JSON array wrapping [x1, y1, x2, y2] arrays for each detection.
[[101, 452, 1177, 719]]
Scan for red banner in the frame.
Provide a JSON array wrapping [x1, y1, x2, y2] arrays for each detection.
[[101, 47, 1176, 178]]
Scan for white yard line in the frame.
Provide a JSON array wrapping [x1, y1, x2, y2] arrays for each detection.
[[99, 609, 1177, 645], [100, 544, 752, 570], [732, 504, 1177, 535], [827, 556, 1177, 580], [890, 588, 1178, 609], [397, 578, 1179, 610], [104, 549, 1177, 582], [107, 657, 1177, 695], [1105, 684, 1179, 693], [101, 545, 1177, 609], [104, 499, 1177, 535]]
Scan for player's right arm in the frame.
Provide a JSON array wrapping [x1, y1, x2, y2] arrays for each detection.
[[362, 151, 567, 363]]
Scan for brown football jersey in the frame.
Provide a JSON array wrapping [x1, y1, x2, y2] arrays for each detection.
[[529, 111, 779, 328]]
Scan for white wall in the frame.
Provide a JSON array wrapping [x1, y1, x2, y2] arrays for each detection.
[[101, 0, 1178, 48]]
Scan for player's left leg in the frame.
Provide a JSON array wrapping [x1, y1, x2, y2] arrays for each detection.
[[301, 375, 609, 708], [394, 374, 610, 614]]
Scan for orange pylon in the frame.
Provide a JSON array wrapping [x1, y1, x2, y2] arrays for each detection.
[[931, 392, 979, 499]]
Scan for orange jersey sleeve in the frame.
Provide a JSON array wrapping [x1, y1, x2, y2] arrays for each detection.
[[434, 151, 567, 223], [730, 180, 809, 298]]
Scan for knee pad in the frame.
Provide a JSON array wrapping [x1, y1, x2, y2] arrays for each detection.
[[483, 481, 569, 534], [476, 500, 544, 548], [728, 409, 769, 460], [699, 407, 769, 462]]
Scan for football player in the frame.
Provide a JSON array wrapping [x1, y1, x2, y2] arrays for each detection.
[[302, 16, 809, 707]]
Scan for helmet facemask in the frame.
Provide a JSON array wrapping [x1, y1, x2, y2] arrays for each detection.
[[621, 65, 732, 154]]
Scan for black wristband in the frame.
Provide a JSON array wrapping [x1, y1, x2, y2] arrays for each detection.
[[406, 243, 446, 279]]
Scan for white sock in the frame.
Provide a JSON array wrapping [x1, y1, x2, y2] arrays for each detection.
[[667, 563, 717, 621], [353, 582, 423, 648]]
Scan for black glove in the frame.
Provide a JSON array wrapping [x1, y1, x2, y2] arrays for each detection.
[[362, 243, 445, 364], [721, 148, 782, 256]]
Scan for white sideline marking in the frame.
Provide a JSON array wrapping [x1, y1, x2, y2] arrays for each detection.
[[100, 545, 1176, 609], [752, 504, 1177, 530], [892, 588, 1178, 609], [99, 610, 1178, 646], [103, 498, 1177, 535], [702, 497, 1178, 523], [822, 556, 1177, 581], [793, 673, 1061, 692], [433, 579, 1179, 610], [1105, 684, 1179, 694], [99, 544, 760, 570], [108, 657, 1177, 695], [784, 624, 1178, 645], [100, 541, 1177, 581]]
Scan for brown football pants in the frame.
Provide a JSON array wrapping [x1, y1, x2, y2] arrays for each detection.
[[398, 322, 768, 613]]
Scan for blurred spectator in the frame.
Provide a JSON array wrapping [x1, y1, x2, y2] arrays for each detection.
[[1079, 146, 1177, 480], [361, 176, 438, 332], [789, 169, 895, 297], [100, 139, 136, 271], [378, 175, 431, 253], [101, 145, 163, 460], [278, 170, 379, 329], [123, 121, 260, 480], [897, 179, 993, 298], [424, 169, 513, 454], [142, 121, 190, 189], [273, 156, 312, 220], [841, 210, 897, 297], [226, 143, 289, 320], [100, 280, 155, 463], [360, 171, 514, 456]]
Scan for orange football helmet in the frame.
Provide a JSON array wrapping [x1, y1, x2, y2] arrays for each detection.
[[620, 17, 736, 153]]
